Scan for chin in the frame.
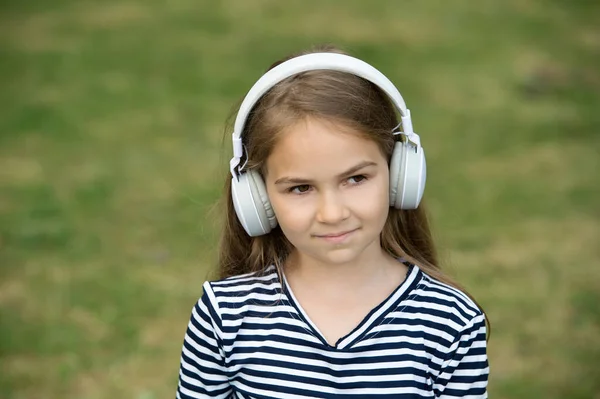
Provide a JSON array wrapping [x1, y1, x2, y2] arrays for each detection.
[[315, 248, 366, 266]]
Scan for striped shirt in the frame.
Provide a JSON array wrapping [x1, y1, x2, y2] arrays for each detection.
[[176, 264, 489, 398]]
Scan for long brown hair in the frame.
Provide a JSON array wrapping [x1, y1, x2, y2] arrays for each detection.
[[217, 44, 488, 330]]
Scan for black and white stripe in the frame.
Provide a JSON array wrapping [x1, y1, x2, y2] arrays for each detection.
[[177, 265, 488, 398]]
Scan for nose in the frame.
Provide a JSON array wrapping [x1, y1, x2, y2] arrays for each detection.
[[316, 190, 350, 224]]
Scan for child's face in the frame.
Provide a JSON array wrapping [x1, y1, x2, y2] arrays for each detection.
[[265, 117, 390, 268]]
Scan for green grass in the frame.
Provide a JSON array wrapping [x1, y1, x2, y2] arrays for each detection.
[[1, 0, 599, 398]]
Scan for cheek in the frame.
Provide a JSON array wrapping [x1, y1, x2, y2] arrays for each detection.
[[354, 175, 390, 211], [353, 192, 389, 223], [269, 194, 313, 232]]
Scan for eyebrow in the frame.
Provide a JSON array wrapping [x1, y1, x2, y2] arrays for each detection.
[[274, 161, 378, 185]]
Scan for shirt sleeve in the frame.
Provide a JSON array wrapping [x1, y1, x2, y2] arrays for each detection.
[[433, 313, 489, 398], [176, 283, 232, 399]]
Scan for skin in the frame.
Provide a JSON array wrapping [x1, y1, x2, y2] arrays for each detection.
[[264, 117, 408, 346]]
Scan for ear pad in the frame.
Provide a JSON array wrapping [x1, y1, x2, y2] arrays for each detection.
[[231, 170, 277, 237], [389, 142, 405, 207], [389, 141, 426, 209], [248, 171, 277, 229]]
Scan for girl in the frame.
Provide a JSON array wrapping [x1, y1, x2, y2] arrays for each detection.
[[176, 46, 489, 398]]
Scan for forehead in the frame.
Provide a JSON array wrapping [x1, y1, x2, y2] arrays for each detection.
[[265, 118, 385, 179]]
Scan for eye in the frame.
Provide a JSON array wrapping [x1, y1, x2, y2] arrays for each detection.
[[347, 175, 367, 185], [289, 184, 311, 194]]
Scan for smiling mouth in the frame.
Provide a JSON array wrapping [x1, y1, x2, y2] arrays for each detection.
[[318, 230, 354, 238], [314, 229, 358, 242]]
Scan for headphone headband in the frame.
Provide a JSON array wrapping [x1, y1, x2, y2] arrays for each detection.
[[230, 53, 418, 179]]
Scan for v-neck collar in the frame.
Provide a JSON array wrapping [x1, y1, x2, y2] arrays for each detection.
[[281, 264, 422, 350]]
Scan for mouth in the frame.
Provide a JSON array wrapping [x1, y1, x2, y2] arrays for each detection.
[[314, 228, 358, 243]]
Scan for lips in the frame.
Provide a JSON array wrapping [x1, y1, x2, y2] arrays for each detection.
[[314, 228, 358, 243], [318, 230, 355, 238]]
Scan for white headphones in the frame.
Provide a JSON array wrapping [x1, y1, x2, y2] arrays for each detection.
[[230, 53, 426, 237]]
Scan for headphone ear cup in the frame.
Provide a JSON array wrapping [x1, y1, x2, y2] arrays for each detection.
[[231, 170, 277, 237], [401, 146, 426, 209], [389, 141, 426, 209]]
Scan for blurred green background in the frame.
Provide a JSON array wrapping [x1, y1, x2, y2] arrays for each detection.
[[1, 0, 599, 398]]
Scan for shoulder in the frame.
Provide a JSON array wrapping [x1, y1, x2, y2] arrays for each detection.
[[411, 267, 485, 333], [205, 266, 281, 296], [200, 266, 283, 315]]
